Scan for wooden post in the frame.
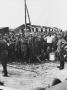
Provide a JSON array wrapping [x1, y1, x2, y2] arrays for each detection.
[[24, 0, 27, 32], [26, 3, 31, 25], [24, 0, 32, 32]]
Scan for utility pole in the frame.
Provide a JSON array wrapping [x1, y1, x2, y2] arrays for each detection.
[[26, 3, 31, 25], [24, 0, 31, 33], [26, 3, 32, 32], [24, 0, 27, 32]]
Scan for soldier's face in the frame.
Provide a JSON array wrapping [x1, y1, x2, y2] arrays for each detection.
[[58, 35, 62, 39]]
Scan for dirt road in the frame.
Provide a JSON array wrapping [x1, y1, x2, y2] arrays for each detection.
[[0, 61, 67, 90]]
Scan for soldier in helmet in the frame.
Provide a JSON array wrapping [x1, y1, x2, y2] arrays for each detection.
[[57, 35, 66, 70], [0, 37, 8, 76]]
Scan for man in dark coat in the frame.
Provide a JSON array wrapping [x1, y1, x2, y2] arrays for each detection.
[[0, 39, 8, 76], [15, 38, 22, 61], [57, 36, 66, 70]]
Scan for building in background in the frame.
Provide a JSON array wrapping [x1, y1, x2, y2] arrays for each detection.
[[14, 24, 62, 36], [0, 27, 9, 35]]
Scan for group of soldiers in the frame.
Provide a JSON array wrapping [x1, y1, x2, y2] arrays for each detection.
[[0, 34, 47, 76], [0, 32, 67, 76]]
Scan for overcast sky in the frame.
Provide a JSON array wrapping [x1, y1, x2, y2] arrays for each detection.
[[0, 0, 67, 30]]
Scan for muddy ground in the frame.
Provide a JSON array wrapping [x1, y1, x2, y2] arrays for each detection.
[[0, 61, 67, 90]]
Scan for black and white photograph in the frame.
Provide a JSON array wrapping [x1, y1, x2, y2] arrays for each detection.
[[0, 0, 67, 90]]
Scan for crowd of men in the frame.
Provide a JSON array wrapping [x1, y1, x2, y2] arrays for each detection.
[[0, 31, 67, 76]]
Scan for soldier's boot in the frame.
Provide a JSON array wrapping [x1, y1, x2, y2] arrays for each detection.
[[59, 61, 64, 70], [57, 66, 61, 68], [2, 64, 8, 77], [3, 72, 8, 77]]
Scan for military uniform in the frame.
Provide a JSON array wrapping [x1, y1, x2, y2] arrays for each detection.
[[60, 43, 67, 68], [57, 37, 66, 70], [0, 39, 8, 76]]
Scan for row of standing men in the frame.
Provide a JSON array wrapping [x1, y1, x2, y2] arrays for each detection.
[[0, 34, 67, 76]]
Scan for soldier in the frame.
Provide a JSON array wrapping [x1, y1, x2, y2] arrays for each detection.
[[0, 38, 8, 76], [15, 37, 22, 61], [57, 35, 66, 70]]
